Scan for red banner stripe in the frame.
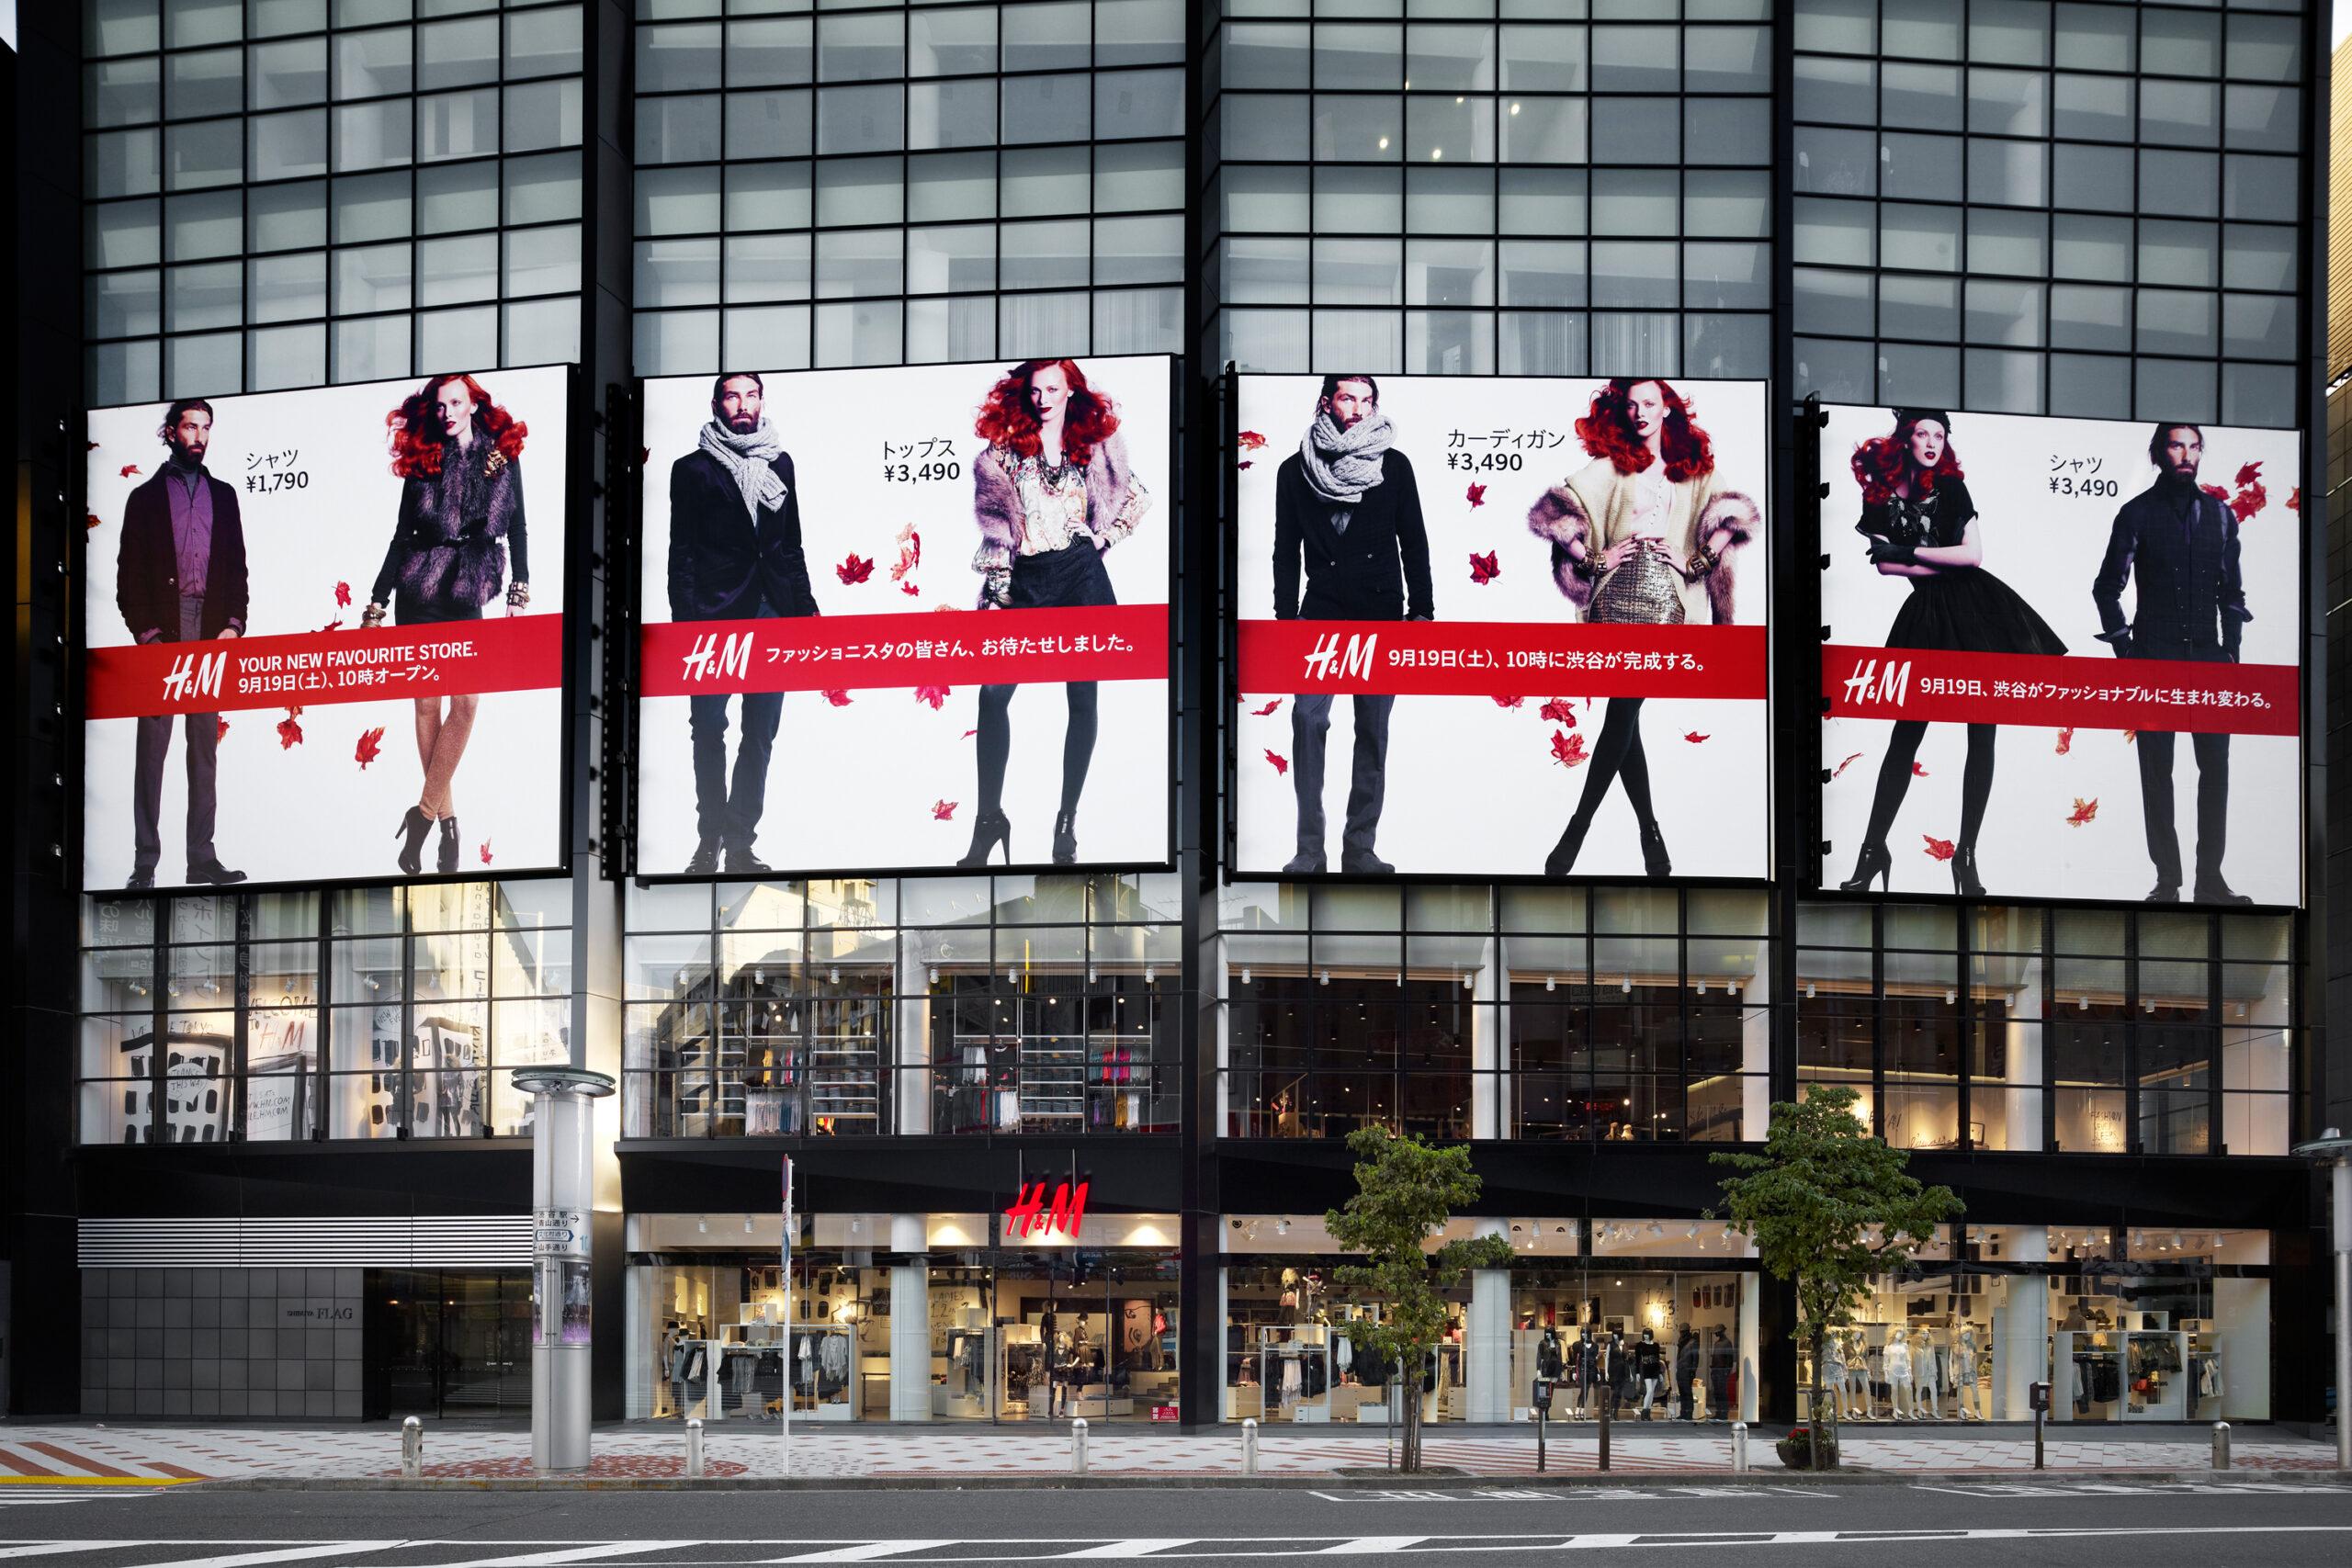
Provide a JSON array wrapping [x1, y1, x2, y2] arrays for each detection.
[[1820, 644, 2300, 737], [1236, 619, 1769, 700], [86, 614, 564, 720], [638, 604, 1170, 696]]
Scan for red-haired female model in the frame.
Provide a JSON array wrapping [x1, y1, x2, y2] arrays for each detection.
[[1836, 409, 2064, 895], [960, 359, 1150, 865], [363, 372, 531, 875], [1527, 378, 1758, 876]]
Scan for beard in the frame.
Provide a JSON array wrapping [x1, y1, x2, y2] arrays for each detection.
[[726, 412, 760, 433]]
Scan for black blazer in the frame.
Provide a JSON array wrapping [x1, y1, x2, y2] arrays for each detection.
[[666, 447, 820, 622], [1271, 448, 1434, 621], [2091, 478, 2248, 660], [116, 468, 248, 642]]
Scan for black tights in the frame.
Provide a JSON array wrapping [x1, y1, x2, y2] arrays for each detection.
[[974, 681, 1100, 819], [1861, 719, 1997, 852], [1565, 698, 1657, 834]]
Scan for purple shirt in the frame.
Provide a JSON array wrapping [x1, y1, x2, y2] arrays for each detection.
[[141, 461, 240, 640]]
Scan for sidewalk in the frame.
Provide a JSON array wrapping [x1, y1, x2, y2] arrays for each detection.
[[0, 1422, 2340, 1483]]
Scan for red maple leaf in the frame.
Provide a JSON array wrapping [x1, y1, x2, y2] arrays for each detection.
[[119, 464, 140, 478], [914, 684, 949, 709], [900, 583, 921, 596], [1833, 751, 1864, 778], [334, 581, 352, 608], [2055, 728, 2075, 755], [1468, 550, 1500, 584], [1539, 697, 1577, 726], [960, 728, 978, 739], [1492, 694, 1524, 709], [2287, 487, 2301, 513], [820, 689, 852, 706], [2066, 797, 2099, 828], [1910, 761, 1928, 777], [215, 716, 230, 741], [1550, 729, 1588, 768], [1264, 750, 1289, 775], [1250, 699, 1282, 716], [85, 441, 98, 451], [2201, 483, 2231, 506], [85, 512, 101, 531], [1684, 731, 1709, 744], [276, 707, 304, 750], [890, 524, 922, 582], [837, 553, 876, 584], [931, 800, 958, 821], [479, 840, 493, 865], [1237, 430, 1267, 452], [2122, 730, 2138, 746], [318, 618, 342, 633], [1921, 833, 1956, 862], [2233, 460, 2262, 490], [1465, 482, 1487, 509], [354, 726, 386, 769], [2229, 480, 2266, 522]]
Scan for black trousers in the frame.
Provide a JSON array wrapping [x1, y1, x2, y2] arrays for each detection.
[[1291, 692, 1395, 858], [2126, 644, 2231, 886], [689, 689, 784, 850], [132, 594, 220, 875]]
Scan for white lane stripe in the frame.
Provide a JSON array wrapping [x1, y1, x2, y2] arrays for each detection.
[[1313, 1540, 1425, 1556], [1055, 1543, 1195, 1560], [761, 1545, 958, 1564], [428, 1547, 705, 1568], [0, 1545, 155, 1557], [130, 1545, 408, 1568]]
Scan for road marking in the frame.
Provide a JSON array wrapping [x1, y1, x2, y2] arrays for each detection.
[[1055, 1543, 1195, 1559], [761, 1546, 958, 1564], [1313, 1539, 1426, 1555], [133, 1546, 408, 1568], [22, 1447, 130, 1480], [0, 1545, 155, 1557], [433, 1548, 706, 1568]]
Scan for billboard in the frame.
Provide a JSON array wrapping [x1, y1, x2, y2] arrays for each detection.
[[1230, 374, 1772, 880], [636, 356, 1173, 876], [82, 367, 571, 892], [1817, 405, 2302, 906]]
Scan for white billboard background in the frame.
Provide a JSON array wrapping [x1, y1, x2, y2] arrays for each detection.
[[1232, 375, 1772, 880], [1818, 405, 2302, 905], [637, 356, 1173, 874], [82, 366, 571, 891]]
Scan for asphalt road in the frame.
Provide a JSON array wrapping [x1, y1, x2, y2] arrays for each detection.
[[0, 1478, 2348, 1565]]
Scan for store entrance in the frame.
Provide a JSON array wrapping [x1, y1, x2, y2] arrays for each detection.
[[369, 1269, 532, 1419]]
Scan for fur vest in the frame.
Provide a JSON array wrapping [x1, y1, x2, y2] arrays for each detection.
[[1526, 457, 1758, 623], [970, 432, 1143, 604], [377, 441, 526, 611]]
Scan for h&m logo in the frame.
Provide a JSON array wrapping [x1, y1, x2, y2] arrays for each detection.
[[1841, 656, 1911, 709], [1004, 1179, 1089, 1241], [163, 649, 225, 703], [682, 631, 752, 683], [1303, 630, 1376, 685]]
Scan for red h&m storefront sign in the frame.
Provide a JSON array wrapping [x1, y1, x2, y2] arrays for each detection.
[[1004, 1179, 1089, 1241]]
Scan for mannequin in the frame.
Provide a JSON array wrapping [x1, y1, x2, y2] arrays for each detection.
[[1956, 1325, 1983, 1420], [1633, 1327, 1665, 1418], [1843, 1328, 1872, 1418], [1884, 1331, 1913, 1418], [1607, 1331, 1631, 1417], [1820, 1327, 1849, 1419], [1572, 1327, 1600, 1417], [1675, 1327, 1699, 1421], [1707, 1325, 1735, 1421], [1910, 1328, 1939, 1419], [1537, 1325, 1565, 1382]]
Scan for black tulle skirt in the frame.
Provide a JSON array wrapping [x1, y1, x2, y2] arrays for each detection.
[[1886, 568, 2067, 656], [1008, 539, 1116, 610]]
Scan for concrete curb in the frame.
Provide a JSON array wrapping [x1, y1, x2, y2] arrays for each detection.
[[180, 1467, 2351, 1493]]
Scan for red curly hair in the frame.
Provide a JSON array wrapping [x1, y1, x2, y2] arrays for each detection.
[[387, 372, 527, 479], [1850, 414, 1964, 507], [1575, 378, 1713, 482], [974, 359, 1120, 467]]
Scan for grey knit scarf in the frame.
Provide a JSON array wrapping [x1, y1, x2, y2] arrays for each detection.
[[1299, 411, 1396, 504], [699, 418, 789, 520]]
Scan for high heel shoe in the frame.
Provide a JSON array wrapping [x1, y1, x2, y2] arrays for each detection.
[[394, 807, 432, 876], [1544, 813, 1592, 877], [1951, 844, 1984, 898], [956, 810, 1012, 867], [438, 814, 461, 874], [1639, 819, 1671, 877], [1839, 840, 1892, 892], [1052, 811, 1078, 865]]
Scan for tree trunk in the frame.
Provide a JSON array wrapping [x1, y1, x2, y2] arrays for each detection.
[[1808, 1328, 1837, 1472], [1403, 1384, 1421, 1473]]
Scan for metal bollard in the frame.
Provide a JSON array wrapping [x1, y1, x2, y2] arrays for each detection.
[[1731, 1422, 1748, 1473], [1242, 1417, 1258, 1476], [401, 1416, 423, 1480], [1071, 1417, 1089, 1476], [2212, 1421, 2231, 1471], [685, 1417, 704, 1480]]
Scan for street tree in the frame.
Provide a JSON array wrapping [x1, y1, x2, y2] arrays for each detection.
[[1712, 1086, 1963, 1469], [1326, 1125, 1515, 1473]]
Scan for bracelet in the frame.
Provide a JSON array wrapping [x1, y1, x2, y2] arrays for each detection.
[[1569, 554, 1599, 581], [1685, 547, 1718, 578]]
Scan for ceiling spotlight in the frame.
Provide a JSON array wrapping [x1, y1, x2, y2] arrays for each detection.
[[1804, 983, 1815, 999], [1241, 967, 1252, 985], [928, 967, 940, 986], [1686, 1224, 1699, 1241], [1319, 970, 1330, 986], [1544, 976, 1555, 992], [1145, 966, 1156, 984], [697, 1219, 707, 1235], [1274, 1218, 1290, 1235], [2171, 1232, 2184, 1249], [743, 1216, 754, 1234], [2078, 995, 2089, 1010], [1648, 1222, 1665, 1239], [1621, 976, 1632, 994], [1944, 989, 1955, 1005]]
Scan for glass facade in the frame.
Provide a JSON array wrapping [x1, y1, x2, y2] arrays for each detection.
[[81, 0, 588, 403]]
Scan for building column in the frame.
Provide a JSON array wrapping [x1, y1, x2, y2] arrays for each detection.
[[888, 1213, 931, 1423], [1466, 1217, 1512, 1424], [1472, 936, 1503, 1139], [1994, 1224, 2048, 1421]]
